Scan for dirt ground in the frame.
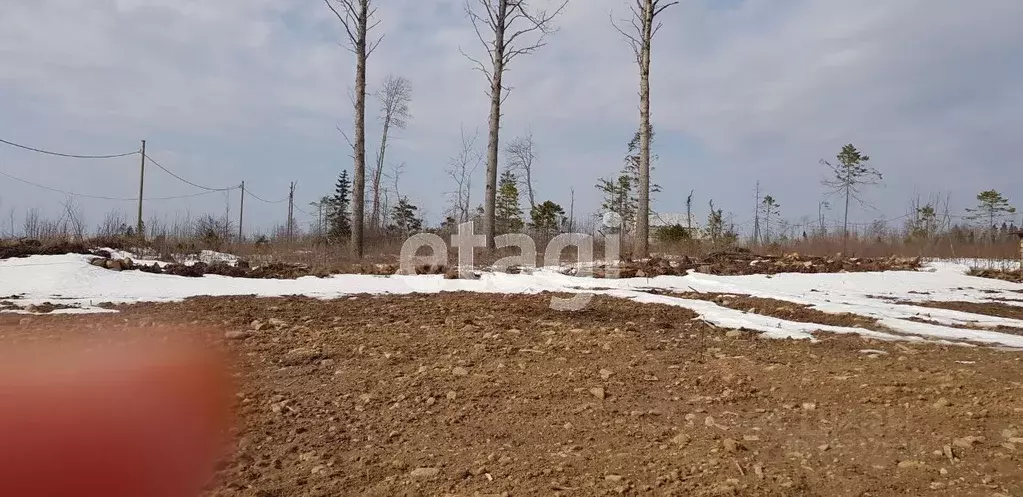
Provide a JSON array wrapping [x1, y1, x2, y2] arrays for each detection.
[[909, 300, 1023, 322], [659, 292, 884, 330], [2, 293, 1023, 497]]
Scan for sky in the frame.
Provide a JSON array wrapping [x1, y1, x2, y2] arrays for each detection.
[[1, 0, 1021, 237]]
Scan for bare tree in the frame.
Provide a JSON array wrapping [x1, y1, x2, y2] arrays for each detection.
[[324, 0, 383, 257], [446, 127, 483, 223], [462, 0, 568, 248], [97, 209, 130, 238], [817, 200, 830, 235], [22, 208, 40, 239], [57, 196, 86, 241], [685, 189, 694, 230], [371, 75, 412, 232], [612, 0, 677, 257], [386, 162, 406, 206], [504, 132, 537, 209]]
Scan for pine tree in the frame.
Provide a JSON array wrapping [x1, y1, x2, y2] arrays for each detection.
[[595, 128, 662, 234], [706, 200, 724, 242], [623, 127, 661, 216], [760, 195, 780, 244], [821, 144, 881, 243], [390, 196, 423, 236], [595, 173, 634, 233], [530, 200, 565, 237], [327, 170, 352, 242], [911, 204, 937, 240], [967, 190, 1016, 241], [495, 170, 524, 234]]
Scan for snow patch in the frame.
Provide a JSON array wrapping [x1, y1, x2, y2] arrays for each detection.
[[2, 254, 1022, 348]]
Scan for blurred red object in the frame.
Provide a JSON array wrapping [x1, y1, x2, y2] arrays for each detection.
[[0, 339, 232, 497]]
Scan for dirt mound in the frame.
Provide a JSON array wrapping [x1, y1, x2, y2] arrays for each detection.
[[0, 240, 97, 259], [151, 261, 315, 279], [969, 267, 1022, 283], [584, 252, 922, 278]]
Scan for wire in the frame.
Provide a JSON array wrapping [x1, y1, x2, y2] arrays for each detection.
[[0, 169, 225, 202], [245, 188, 288, 204], [149, 191, 226, 201], [0, 137, 139, 159], [0, 169, 136, 200], [143, 153, 236, 192]]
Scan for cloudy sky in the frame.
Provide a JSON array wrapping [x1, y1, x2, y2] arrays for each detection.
[[1, 0, 1021, 236]]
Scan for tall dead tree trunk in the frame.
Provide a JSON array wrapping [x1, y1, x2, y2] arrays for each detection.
[[372, 112, 389, 232], [613, 0, 676, 258], [372, 75, 412, 233], [325, 0, 382, 257], [463, 0, 568, 248], [484, 39, 504, 248]]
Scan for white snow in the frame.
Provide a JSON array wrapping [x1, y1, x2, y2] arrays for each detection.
[[2, 254, 1022, 348]]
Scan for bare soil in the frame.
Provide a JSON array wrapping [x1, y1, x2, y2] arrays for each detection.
[[909, 301, 1023, 321], [968, 268, 1022, 283], [662, 292, 884, 330], [902, 316, 1023, 337], [3, 293, 1022, 496]]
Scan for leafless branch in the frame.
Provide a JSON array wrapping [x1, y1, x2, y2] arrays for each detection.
[[384, 162, 406, 201], [376, 75, 413, 129], [459, 47, 494, 84], [610, 0, 678, 64], [463, 0, 569, 85], [323, 0, 359, 53], [503, 0, 568, 64], [324, 0, 382, 57], [336, 125, 355, 154], [504, 132, 537, 208], [446, 126, 483, 222]]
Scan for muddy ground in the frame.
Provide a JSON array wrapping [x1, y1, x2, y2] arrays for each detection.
[[2, 293, 1022, 497]]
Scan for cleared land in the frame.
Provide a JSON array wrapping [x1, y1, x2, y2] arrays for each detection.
[[4, 293, 1023, 497]]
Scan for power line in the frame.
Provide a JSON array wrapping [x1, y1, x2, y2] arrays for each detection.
[[0, 169, 224, 202], [245, 188, 288, 204], [142, 153, 237, 192], [0, 137, 139, 159], [293, 204, 315, 217]]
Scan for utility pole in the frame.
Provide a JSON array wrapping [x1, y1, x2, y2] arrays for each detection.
[[287, 182, 296, 240], [752, 181, 761, 246], [238, 181, 245, 242], [137, 139, 146, 238]]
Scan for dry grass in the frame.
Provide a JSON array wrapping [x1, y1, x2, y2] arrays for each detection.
[[3, 211, 1020, 273]]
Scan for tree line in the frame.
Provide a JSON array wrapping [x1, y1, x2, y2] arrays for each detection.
[[320, 0, 1018, 256]]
